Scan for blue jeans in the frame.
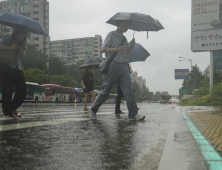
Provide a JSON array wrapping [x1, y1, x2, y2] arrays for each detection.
[[91, 62, 138, 118]]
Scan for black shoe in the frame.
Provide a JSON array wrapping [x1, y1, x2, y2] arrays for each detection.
[[115, 110, 125, 114]]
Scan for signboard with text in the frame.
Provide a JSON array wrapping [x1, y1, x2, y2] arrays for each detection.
[[191, 29, 222, 51], [175, 69, 189, 79], [192, 0, 222, 32]]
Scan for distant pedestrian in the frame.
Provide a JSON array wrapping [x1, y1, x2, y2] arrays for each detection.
[[0, 28, 28, 118], [89, 20, 145, 120], [81, 67, 96, 111]]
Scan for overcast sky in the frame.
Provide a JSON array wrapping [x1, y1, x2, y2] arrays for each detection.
[[48, 0, 210, 95]]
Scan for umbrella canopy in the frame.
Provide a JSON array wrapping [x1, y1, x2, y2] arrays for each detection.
[[0, 13, 48, 35], [79, 57, 104, 69], [106, 12, 164, 32], [128, 43, 150, 63]]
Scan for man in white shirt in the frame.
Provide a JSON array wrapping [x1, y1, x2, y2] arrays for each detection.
[[90, 20, 145, 121]]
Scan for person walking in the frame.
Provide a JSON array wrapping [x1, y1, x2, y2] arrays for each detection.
[[81, 67, 96, 111], [89, 20, 145, 120], [0, 28, 28, 118]]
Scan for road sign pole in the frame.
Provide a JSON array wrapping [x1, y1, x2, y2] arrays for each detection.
[[210, 51, 214, 94]]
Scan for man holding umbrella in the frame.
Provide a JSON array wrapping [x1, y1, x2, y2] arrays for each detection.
[[89, 20, 145, 120]]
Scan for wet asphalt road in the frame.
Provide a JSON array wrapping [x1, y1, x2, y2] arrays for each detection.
[[0, 103, 185, 170]]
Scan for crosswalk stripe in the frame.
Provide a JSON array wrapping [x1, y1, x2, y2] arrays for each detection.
[[0, 117, 88, 132]]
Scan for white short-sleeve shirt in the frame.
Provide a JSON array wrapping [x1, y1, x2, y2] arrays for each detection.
[[101, 31, 129, 63]]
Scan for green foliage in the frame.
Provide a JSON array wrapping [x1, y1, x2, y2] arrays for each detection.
[[23, 68, 49, 84], [67, 60, 85, 83], [182, 64, 205, 94], [50, 74, 76, 87], [133, 81, 143, 102], [48, 56, 66, 75], [193, 86, 209, 97], [161, 94, 171, 101], [179, 98, 222, 106], [211, 83, 222, 98], [22, 44, 49, 70]]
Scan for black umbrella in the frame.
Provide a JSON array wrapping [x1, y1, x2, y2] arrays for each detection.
[[0, 13, 48, 35], [79, 57, 104, 69], [106, 12, 164, 38]]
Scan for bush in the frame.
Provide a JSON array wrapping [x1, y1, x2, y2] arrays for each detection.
[[193, 87, 209, 97]]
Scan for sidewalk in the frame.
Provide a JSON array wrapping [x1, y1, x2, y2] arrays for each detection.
[[158, 106, 222, 170]]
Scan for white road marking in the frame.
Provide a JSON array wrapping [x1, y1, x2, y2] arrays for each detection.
[[0, 117, 88, 132], [24, 111, 114, 116], [156, 106, 174, 111]]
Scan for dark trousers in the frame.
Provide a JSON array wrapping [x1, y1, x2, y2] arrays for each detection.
[[115, 85, 136, 111], [115, 85, 124, 111], [0, 64, 26, 116]]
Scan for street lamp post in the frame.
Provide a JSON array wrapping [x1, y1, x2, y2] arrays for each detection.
[[179, 56, 192, 71], [179, 56, 196, 90]]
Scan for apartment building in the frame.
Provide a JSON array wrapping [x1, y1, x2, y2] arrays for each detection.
[[49, 35, 103, 66], [130, 71, 146, 89], [0, 0, 50, 55]]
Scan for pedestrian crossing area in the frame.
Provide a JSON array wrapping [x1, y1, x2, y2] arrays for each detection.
[[0, 109, 115, 132]]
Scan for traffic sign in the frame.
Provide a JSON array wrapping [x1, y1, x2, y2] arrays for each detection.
[[175, 69, 189, 79]]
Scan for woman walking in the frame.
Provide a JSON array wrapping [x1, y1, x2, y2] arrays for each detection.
[[81, 67, 96, 111], [0, 28, 28, 118]]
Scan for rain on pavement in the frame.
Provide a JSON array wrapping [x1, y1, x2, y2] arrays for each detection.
[[0, 103, 208, 170]]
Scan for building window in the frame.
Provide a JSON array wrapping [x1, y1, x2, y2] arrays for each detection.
[[33, 37, 39, 40], [94, 50, 98, 52], [21, 6, 29, 12], [33, 4, 39, 8], [11, 2, 16, 6], [35, 44, 39, 47], [94, 46, 98, 48], [33, 11, 39, 14], [21, 0, 30, 4], [33, 18, 39, 21]]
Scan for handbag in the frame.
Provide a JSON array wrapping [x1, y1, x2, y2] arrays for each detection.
[[100, 36, 126, 74], [0, 50, 18, 63]]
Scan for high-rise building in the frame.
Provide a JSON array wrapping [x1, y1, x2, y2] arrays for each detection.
[[0, 0, 50, 55], [49, 35, 103, 65], [130, 71, 146, 89]]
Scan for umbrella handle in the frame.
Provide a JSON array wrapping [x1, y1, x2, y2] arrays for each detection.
[[147, 31, 148, 39], [133, 30, 135, 39]]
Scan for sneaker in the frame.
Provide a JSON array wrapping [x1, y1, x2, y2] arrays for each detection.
[[84, 108, 88, 111], [129, 114, 145, 121], [89, 109, 97, 120], [115, 110, 125, 114]]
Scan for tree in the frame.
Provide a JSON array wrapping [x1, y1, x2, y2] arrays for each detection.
[[23, 68, 49, 84], [182, 64, 205, 94], [190, 64, 204, 89], [161, 94, 171, 101], [50, 74, 76, 87], [141, 86, 150, 101], [133, 81, 142, 102], [67, 60, 85, 84], [48, 56, 66, 75], [22, 44, 49, 70]]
